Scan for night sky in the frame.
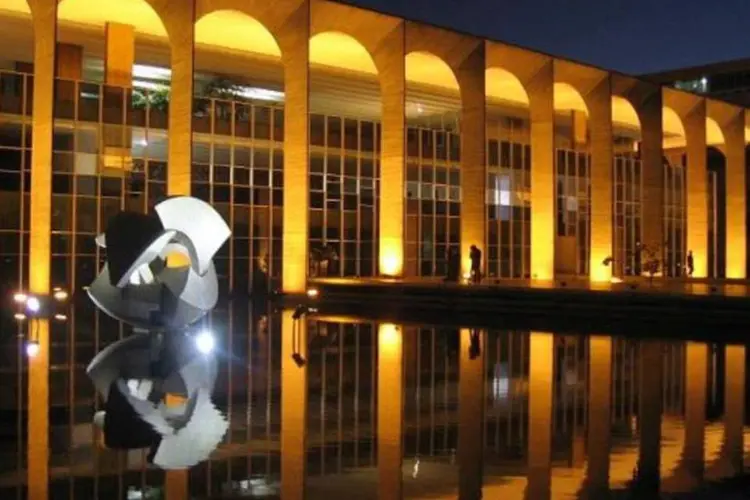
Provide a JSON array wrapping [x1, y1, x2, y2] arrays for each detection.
[[347, 0, 750, 75]]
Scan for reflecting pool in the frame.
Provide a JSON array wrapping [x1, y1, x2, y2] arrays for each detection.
[[1, 302, 748, 499]]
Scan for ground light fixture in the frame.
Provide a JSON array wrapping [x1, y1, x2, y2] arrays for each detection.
[[10, 288, 70, 359]]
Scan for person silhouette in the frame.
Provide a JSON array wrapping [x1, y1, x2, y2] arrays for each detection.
[[469, 245, 482, 284], [686, 250, 694, 277]]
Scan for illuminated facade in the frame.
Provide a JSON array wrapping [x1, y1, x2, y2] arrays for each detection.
[[1, 0, 750, 497]]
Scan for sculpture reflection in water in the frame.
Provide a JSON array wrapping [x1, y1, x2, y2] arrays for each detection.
[[85, 196, 231, 469]]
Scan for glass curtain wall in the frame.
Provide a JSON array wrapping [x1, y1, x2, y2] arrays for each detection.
[[556, 149, 591, 276], [405, 126, 461, 277], [664, 153, 686, 277], [188, 303, 282, 497], [613, 153, 642, 276], [707, 169, 718, 278], [191, 96, 284, 293], [48, 77, 169, 497], [0, 69, 32, 490], [486, 116, 531, 280], [309, 115, 379, 278]]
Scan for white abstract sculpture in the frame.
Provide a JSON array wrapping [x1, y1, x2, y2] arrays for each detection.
[[86, 196, 231, 469]]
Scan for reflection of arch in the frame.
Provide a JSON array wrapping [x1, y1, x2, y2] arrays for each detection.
[[663, 106, 686, 149], [554, 82, 588, 115], [310, 31, 376, 74], [406, 51, 459, 91], [485, 67, 528, 106], [57, 0, 168, 38], [611, 96, 640, 131], [195, 10, 281, 57]]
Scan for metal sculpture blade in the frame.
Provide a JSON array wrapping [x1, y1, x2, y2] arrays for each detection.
[[85, 196, 231, 470]]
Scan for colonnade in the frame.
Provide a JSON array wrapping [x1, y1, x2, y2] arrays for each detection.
[[14, 0, 750, 497]]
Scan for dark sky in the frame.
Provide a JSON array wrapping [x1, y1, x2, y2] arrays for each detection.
[[347, 0, 750, 75]]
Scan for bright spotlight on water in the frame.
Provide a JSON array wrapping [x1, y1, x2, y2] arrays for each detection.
[[195, 331, 215, 354], [26, 297, 40, 313]]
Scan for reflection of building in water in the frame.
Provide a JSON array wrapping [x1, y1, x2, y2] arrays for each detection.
[[4, 0, 750, 492], [1, 306, 748, 497]]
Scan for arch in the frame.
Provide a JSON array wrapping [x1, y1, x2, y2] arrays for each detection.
[[57, 0, 167, 38], [706, 116, 725, 146], [194, 9, 280, 58], [405, 51, 459, 91], [2, 0, 30, 14], [309, 31, 376, 75], [611, 95, 640, 131], [553, 82, 587, 115], [485, 67, 528, 106], [663, 106, 686, 149]]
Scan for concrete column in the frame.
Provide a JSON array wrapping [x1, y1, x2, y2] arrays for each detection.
[[376, 25, 406, 277], [724, 112, 746, 278], [281, 5, 310, 293], [378, 323, 403, 499], [637, 340, 663, 494], [457, 45, 486, 278], [55, 43, 82, 80], [526, 332, 554, 500], [722, 344, 745, 474], [683, 342, 708, 481], [163, 9, 194, 498], [685, 102, 708, 277], [528, 62, 556, 281], [458, 329, 485, 499], [587, 77, 614, 283], [281, 310, 308, 499], [165, 6, 195, 198], [104, 23, 134, 87], [572, 110, 588, 149], [27, 1, 56, 497], [585, 336, 612, 497], [640, 92, 664, 263]]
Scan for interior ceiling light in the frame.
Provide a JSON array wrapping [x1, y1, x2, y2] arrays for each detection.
[[133, 64, 171, 81]]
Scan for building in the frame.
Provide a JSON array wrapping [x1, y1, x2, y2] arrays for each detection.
[[645, 57, 750, 107], [0, 0, 749, 497]]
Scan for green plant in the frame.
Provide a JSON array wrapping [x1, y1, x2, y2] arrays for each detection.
[[149, 86, 170, 111]]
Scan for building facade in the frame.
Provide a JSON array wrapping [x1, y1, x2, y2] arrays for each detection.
[[1, 0, 749, 497], [645, 57, 750, 107]]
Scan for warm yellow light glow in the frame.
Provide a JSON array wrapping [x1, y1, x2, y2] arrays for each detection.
[[57, 0, 167, 38], [611, 96, 640, 130], [196, 10, 281, 58], [306, 288, 319, 299], [165, 393, 187, 408], [53, 289, 68, 301], [14, 313, 26, 321], [554, 83, 588, 115], [485, 68, 528, 106], [590, 263, 612, 284], [406, 51, 459, 91], [54, 314, 67, 321], [310, 32, 376, 74], [377, 321, 403, 498], [166, 252, 190, 268], [706, 117, 725, 146], [662, 107, 686, 149], [0, 0, 29, 14], [13, 292, 27, 304], [378, 323, 401, 354], [379, 246, 402, 277], [610, 276, 623, 284]]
